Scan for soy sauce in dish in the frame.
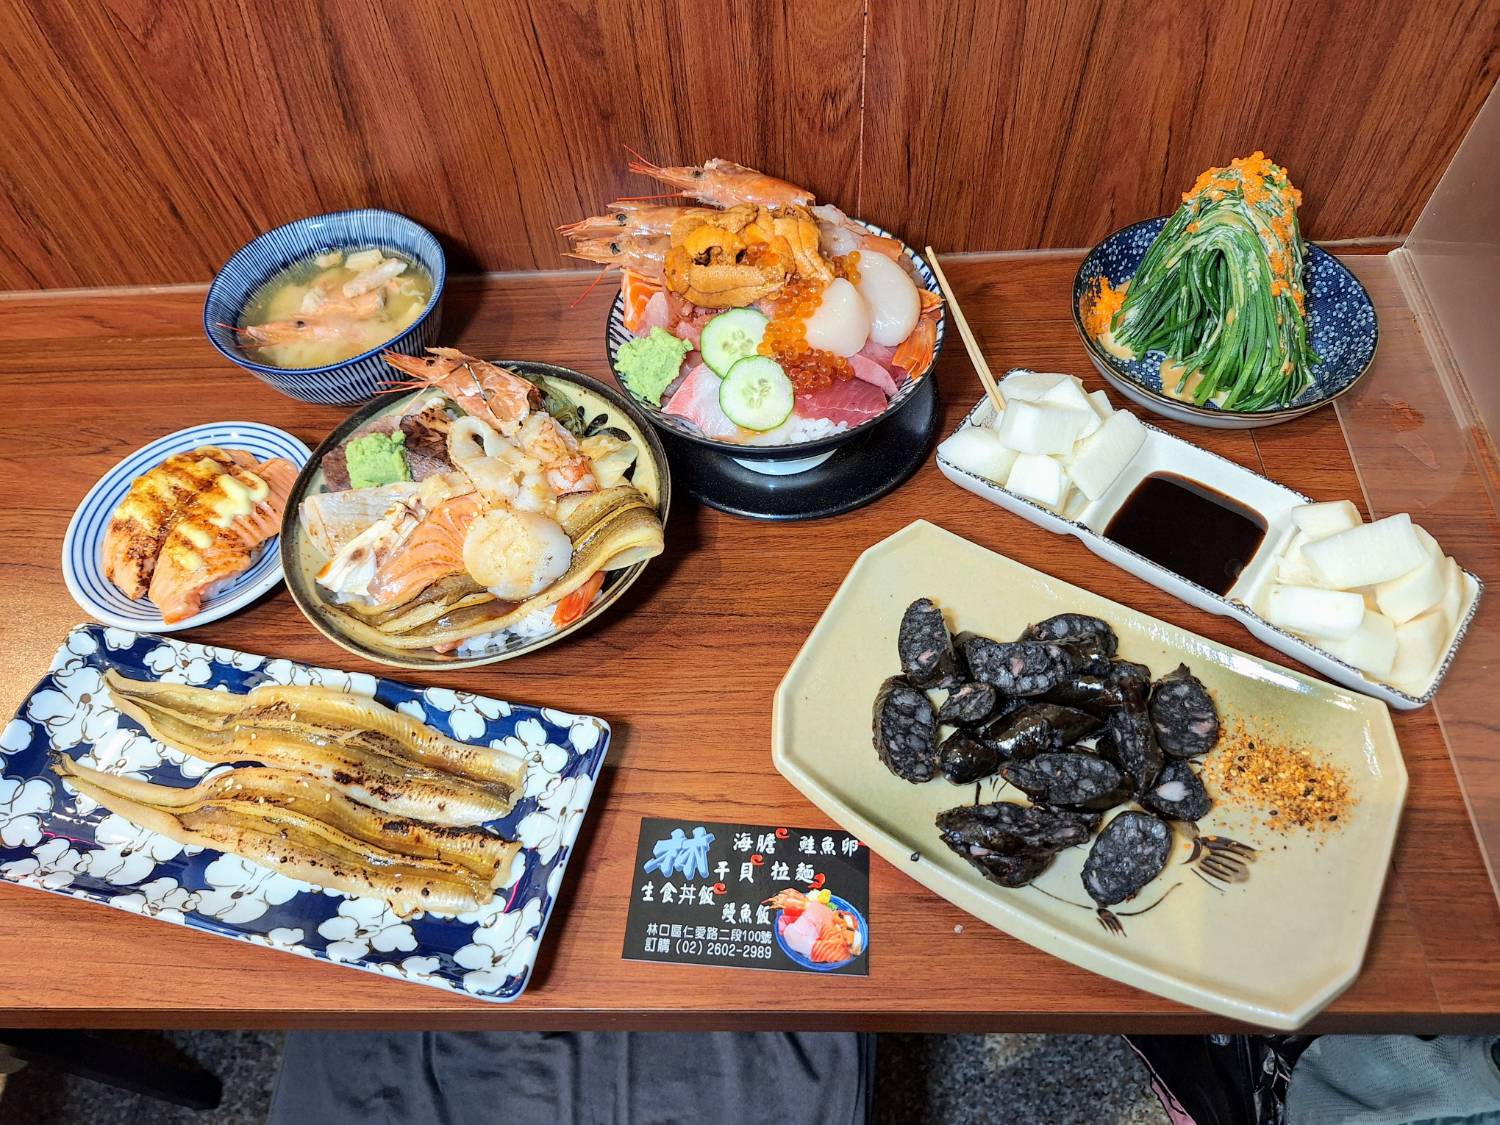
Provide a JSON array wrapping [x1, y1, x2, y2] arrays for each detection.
[[1103, 473, 1266, 595]]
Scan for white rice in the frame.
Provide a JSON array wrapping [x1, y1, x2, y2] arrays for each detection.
[[741, 415, 849, 447], [453, 602, 565, 658]]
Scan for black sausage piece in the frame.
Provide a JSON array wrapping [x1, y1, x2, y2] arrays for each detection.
[[936, 681, 998, 726], [1149, 664, 1221, 758], [1000, 752, 1131, 811], [979, 703, 1101, 760], [955, 848, 1053, 889], [938, 731, 1002, 785], [873, 675, 939, 783], [935, 802, 1097, 858], [1025, 613, 1118, 656], [1042, 674, 1133, 715], [964, 637, 1084, 696], [1081, 811, 1173, 907], [898, 598, 958, 688], [1140, 759, 1212, 822], [1101, 706, 1164, 793]]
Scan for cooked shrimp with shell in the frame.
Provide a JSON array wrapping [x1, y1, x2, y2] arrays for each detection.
[[303, 349, 664, 657]]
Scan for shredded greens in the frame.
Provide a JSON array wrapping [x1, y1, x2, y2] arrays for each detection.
[[1107, 153, 1319, 411]]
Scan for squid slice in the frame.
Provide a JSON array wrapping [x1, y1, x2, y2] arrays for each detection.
[[104, 670, 525, 791], [53, 759, 501, 918], [55, 761, 519, 886]]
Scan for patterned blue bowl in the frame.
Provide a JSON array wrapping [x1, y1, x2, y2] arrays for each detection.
[[203, 209, 446, 405], [772, 894, 867, 972], [1072, 218, 1378, 429]]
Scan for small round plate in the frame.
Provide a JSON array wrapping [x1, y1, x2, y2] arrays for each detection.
[[661, 375, 938, 520], [62, 422, 311, 632], [1072, 217, 1378, 429], [281, 361, 671, 670]]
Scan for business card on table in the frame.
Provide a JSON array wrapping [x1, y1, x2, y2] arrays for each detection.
[[623, 817, 870, 976]]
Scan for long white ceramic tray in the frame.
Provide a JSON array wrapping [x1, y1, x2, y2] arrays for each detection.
[[937, 392, 1482, 710], [773, 521, 1406, 1029]]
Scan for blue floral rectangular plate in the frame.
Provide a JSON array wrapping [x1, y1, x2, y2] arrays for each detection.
[[0, 625, 610, 1002]]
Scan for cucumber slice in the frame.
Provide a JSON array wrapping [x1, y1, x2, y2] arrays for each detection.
[[700, 308, 769, 376], [720, 356, 795, 432]]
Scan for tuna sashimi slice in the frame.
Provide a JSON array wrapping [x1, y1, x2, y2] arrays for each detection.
[[795, 377, 888, 428], [859, 340, 908, 387], [849, 352, 898, 396], [663, 363, 743, 440]]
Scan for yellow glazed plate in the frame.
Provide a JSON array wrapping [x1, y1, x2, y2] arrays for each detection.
[[772, 520, 1406, 1029]]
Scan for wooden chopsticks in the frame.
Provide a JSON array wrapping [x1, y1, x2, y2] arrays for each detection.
[[925, 246, 1005, 417]]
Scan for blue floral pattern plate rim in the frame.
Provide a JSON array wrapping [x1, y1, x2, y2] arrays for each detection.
[[1071, 217, 1379, 421], [61, 423, 312, 633], [0, 625, 610, 1003]]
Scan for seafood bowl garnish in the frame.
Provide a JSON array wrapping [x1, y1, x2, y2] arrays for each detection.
[[281, 354, 670, 670], [203, 209, 446, 405], [571, 156, 946, 461]]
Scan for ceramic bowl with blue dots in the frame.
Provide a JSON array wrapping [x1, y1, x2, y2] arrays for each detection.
[[62, 422, 311, 632], [1071, 218, 1378, 429], [203, 209, 446, 405]]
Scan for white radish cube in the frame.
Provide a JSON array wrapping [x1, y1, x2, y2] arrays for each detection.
[[997, 400, 1093, 455], [1320, 611, 1399, 679], [1066, 410, 1146, 500], [1275, 531, 1321, 586], [939, 426, 1018, 483], [1040, 378, 1103, 438], [1087, 389, 1113, 421], [1437, 556, 1465, 628], [1413, 525, 1443, 560], [1290, 501, 1362, 542], [345, 248, 384, 270], [998, 371, 1072, 402], [1374, 552, 1445, 624], [1006, 453, 1068, 509], [1303, 514, 1428, 589], [1265, 584, 1366, 640], [1389, 609, 1450, 691]]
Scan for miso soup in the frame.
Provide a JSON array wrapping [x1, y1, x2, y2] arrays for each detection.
[[236, 246, 433, 369]]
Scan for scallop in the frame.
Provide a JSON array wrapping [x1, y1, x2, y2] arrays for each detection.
[[463, 508, 573, 600], [804, 278, 871, 357], [855, 252, 920, 346]]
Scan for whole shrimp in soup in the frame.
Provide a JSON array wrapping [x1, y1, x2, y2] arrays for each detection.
[[626, 154, 814, 208], [381, 349, 539, 434]]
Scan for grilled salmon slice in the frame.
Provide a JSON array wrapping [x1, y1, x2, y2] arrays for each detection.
[[363, 493, 484, 611], [147, 457, 298, 624], [102, 447, 256, 599]]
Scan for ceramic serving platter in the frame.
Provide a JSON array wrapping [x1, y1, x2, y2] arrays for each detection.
[[0, 625, 609, 1002], [62, 422, 312, 632], [773, 521, 1406, 1029], [937, 392, 1482, 709]]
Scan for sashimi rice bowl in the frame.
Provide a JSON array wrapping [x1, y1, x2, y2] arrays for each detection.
[[567, 155, 945, 469]]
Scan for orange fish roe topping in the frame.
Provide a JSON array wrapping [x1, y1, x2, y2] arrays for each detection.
[[1082, 277, 1128, 338], [759, 277, 853, 393], [1200, 721, 1355, 832], [833, 251, 861, 284]]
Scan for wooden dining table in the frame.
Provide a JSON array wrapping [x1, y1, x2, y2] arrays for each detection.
[[1, 249, 1496, 1032]]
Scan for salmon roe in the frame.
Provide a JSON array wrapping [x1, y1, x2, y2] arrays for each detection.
[[758, 275, 854, 393]]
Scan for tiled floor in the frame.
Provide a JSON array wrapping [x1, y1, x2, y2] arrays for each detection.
[[0, 1031, 1167, 1123]]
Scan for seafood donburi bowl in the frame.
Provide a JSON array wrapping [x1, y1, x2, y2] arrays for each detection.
[[282, 351, 669, 669], [570, 156, 946, 473]]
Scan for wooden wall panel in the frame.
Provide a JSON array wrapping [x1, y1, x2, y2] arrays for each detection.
[[861, 0, 1500, 250], [0, 0, 1494, 289]]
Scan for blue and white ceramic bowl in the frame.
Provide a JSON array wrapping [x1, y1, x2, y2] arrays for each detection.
[[1072, 218, 1378, 429], [62, 422, 311, 632], [204, 209, 446, 405]]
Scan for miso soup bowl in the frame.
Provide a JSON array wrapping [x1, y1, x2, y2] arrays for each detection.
[[203, 209, 446, 405]]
